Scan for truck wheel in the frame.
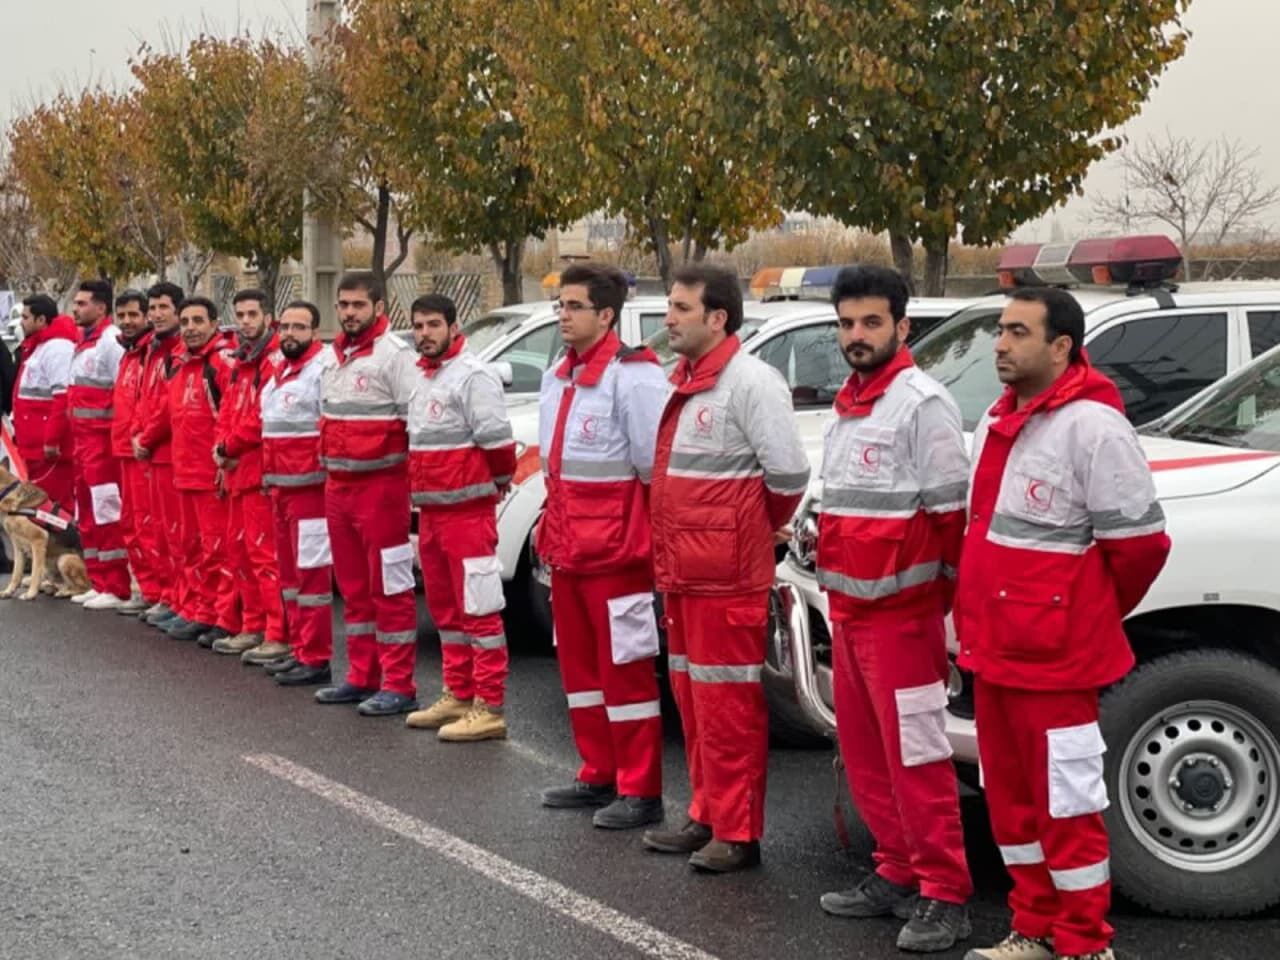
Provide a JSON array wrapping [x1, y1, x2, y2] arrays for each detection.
[[1101, 649, 1280, 918], [763, 676, 831, 749], [524, 536, 554, 643]]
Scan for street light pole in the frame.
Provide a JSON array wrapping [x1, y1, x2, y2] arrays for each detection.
[[303, 0, 344, 335]]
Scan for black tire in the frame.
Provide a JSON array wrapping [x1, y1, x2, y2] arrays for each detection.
[[763, 672, 831, 749], [524, 535, 554, 644], [1100, 649, 1280, 918]]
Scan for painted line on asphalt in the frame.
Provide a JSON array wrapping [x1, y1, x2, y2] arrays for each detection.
[[244, 753, 719, 960], [504, 738, 577, 773]]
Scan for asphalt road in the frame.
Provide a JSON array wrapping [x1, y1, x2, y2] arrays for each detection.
[[0, 596, 1274, 959]]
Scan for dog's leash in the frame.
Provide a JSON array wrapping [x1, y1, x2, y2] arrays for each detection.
[[0, 480, 21, 502]]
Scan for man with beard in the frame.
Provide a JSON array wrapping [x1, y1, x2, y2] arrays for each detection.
[[813, 266, 972, 952], [403, 294, 516, 741], [258, 300, 335, 687], [211, 289, 288, 661]]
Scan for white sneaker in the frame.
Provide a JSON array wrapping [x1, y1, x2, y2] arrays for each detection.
[[84, 593, 124, 610], [117, 595, 149, 614], [70, 589, 100, 605]]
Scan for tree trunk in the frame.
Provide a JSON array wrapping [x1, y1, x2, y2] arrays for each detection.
[[257, 256, 281, 315], [648, 214, 673, 291], [890, 231, 915, 291], [490, 241, 524, 305], [693, 240, 708, 262], [922, 241, 949, 297], [370, 181, 392, 295]]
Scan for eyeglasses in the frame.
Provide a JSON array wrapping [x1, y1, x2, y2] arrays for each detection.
[[555, 300, 598, 315]]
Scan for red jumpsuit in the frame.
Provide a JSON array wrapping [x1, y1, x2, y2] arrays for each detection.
[[408, 336, 516, 707], [318, 316, 419, 697], [168, 334, 238, 630], [68, 318, 130, 599], [134, 328, 186, 615], [537, 331, 669, 799], [262, 341, 333, 667], [112, 329, 163, 605], [215, 333, 285, 644], [955, 359, 1170, 956], [650, 335, 809, 843], [816, 347, 972, 903], [10, 315, 76, 504]]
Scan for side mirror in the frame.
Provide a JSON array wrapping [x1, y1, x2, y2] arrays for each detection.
[[490, 360, 514, 387]]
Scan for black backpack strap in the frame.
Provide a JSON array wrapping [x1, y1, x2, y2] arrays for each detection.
[[204, 358, 222, 411]]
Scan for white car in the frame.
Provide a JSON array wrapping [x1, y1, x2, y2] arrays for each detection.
[[776, 235, 1280, 918]]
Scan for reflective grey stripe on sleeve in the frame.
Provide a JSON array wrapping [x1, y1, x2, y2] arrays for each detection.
[[635, 466, 652, 483], [377, 629, 417, 645], [919, 480, 969, 511], [323, 400, 399, 417], [439, 630, 471, 646], [71, 408, 114, 419], [687, 663, 763, 683], [281, 588, 300, 602], [263, 472, 328, 487], [297, 592, 332, 607], [567, 690, 605, 709], [18, 386, 54, 399], [345, 621, 376, 636], [322, 453, 407, 472], [765, 468, 810, 493], [411, 483, 497, 506], [822, 487, 921, 514], [667, 654, 689, 673], [667, 451, 761, 477], [409, 428, 472, 449], [816, 561, 942, 600], [72, 375, 115, 389], [95, 549, 129, 562], [263, 420, 321, 437], [988, 513, 1093, 548], [605, 700, 661, 722], [559, 458, 635, 481], [1049, 858, 1110, 892], [1091, 502, 1166, 538], [395, 403, 409, 418], [82, 549, 99, 559], [999, 841, 1045, 866], [474, 425, 514, 447], [471, 633, 507, 650]]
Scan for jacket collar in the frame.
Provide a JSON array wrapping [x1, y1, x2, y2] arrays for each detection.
[[77, 316, 113, 349], [236, 331, 279, 367], [276, 340, 325, 382], [554, 329, 621, 387], [670, 334, 740, 396], [333, 315, 389, 363], [119, 327, 154, 355], [834, 345, 914, 418], [987, 352, 1124, 439], [179, 331, 230, 365], [417, 334, 467, 378]]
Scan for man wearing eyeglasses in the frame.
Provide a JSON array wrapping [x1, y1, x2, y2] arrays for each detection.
[[536, 262, 671, 831]]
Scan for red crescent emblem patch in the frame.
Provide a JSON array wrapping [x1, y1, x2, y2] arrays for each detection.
[[693, 405, 713, 436], [428, 399, 444, 420], [1026, 479, 1054, 511], [581, 415, 597, 441]]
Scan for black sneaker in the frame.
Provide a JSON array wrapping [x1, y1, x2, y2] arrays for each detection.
[[897, 897, 972, 953], [821, 873, 918, 919], [356, 691, 419, 716], [169, 620, 215, 642], [540, 780, 616, 809], [592, 795, 663, 830], [275, 662, 332, 687], [264, 656, 300, 676], [315, 682, 378, 705], [196, 627, 230, 649]]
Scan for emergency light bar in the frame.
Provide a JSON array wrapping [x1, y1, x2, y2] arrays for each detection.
[[997, 235, 1182, 289], [748, 264, 863, 301]]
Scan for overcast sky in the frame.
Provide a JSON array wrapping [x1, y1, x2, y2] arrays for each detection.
[[4, 0, 1276, 243]]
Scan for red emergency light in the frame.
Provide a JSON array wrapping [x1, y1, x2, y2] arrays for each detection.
[[997, 235, 1182, 289]]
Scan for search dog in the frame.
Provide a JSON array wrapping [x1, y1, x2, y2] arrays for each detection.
[[0, 464, 92, 601]]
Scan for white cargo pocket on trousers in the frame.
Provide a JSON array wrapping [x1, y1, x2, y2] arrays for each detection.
[[462, 555, 506, 616], [1048, 722, 1109, 819], [380, 542, 415, 596], [895, 682, 953, 768], [607, 592, 660, 666], [296, 518, 332, 569], [89, 482, 122, 525]]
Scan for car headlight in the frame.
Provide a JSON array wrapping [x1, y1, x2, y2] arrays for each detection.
[[788, 501, 819, 572]]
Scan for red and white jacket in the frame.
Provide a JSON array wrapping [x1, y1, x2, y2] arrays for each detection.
[[408, 336, 517, 512], [537, 330, 669, 575], [650, 335, 809, 596], [11, 315, 76, 464], [214, 332, 280, 494], [68, 318, 125, 456], [133, 328, 184, 466], [319, 315, 417, 479], [111, 329, 153, 459], [817, 348, 968, 625], [954, 358, 1171, 691], [261, 340, 328, 490], [168, 334, 236, 492]]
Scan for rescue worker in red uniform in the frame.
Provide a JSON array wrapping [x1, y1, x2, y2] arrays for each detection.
[[163, 297, 238, 644], [643, 264, 809, 872], [957, 288, 1170, 960], [404, 294, 517, 741], [258, 300, 335, 687], [537, 262, 670, 829], [67, 281, 131, 609], [814, 267, 972, 952], [11, 295, 76, 517], [212, 289, 288, 663], [108, 289, 159, 615], [316, 272, 421, 717], [133, 282, 187, 627]]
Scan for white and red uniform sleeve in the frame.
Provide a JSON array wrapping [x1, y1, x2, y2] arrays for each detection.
[[913, 393, 969, 584], [614, 361, 670, 485], [460, 364, 517, 486], [739, 365, 809, 529]]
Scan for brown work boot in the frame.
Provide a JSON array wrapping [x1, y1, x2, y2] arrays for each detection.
[[406, 690, 473, 729], [438, 701, 507, 742], [241, 641, 292, 665], [963, 932, 1054, 960], [213, 632, 262, 655], [643, 819, 713, 854], [688, 838, 761, 873]]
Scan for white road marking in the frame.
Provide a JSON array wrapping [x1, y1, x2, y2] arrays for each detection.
[[504, 738, 576, 773], [245, 753, 718, 960]]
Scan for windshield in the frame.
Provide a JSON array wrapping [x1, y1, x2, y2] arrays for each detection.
[[1162, 346, 1280, 452], [463, 309, 537, 354], [911, 305, 1005, 429], [644, 316, 766, 371]]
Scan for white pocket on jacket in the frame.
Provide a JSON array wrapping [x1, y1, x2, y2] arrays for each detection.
[[380, 542, 415, 596], [1047, 722, 1109, 819], [462, 555, 506, 616], [607, 592, 660, 666], [296, 518, 333, 570], [89, 482, 122, 525], [895, 681, 953, 768]]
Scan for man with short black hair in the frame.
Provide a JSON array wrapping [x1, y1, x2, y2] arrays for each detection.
[[957, 286, 1170, 960], [644, 263, 809, 872], [814, 266, 973, 951], [11, 294, 76, 512]]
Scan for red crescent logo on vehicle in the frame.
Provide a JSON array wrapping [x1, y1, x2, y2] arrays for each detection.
[[581, 415, 597, 440]]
